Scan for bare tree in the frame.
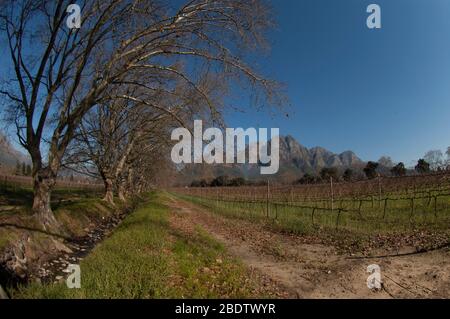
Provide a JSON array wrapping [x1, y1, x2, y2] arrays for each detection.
[[378, 156, 394, 168], [67, 68, 224, 204], [424, 150, 444, 171], [0, 0, 281, 229], [118, 128, 175, 196], [446, 147, 450, 168], [70, 88, 183, 205]]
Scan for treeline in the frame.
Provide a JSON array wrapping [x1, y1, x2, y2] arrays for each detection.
[[14, 161, 32, 176], [0, 0, 281, 230], [190, 156, 450, 188], [295, 156, 449, 185], [190, 176, 268, 188]]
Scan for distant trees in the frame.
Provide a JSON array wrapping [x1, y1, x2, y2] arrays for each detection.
[[15, 162, 20, 176], [14, 161, 32, 176], [190, 176, 249, 188], [424, 150, 444, 171], [391, 162, 406, 177], [378, 156, 394, 168], [363, 161, 379, 179], [294, 167, 341, 185], [210, 176, 229, 187], [447, 147, 450, 168], [415, 159, 430, 174], [190, 180, 209, 188], [188, 150, 450, 189], [212, 176, 250, 187], [320, 167, 339, 181], [228, 177, 247, 187], [343, 168, 354, 182], [188, 151, 450, 188], [296, 173, 319, 185]]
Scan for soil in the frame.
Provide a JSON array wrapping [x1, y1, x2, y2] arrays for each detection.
[[167, 196, 450, 299]]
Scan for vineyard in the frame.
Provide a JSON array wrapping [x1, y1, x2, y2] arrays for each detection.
[[0, 174, 103, 191], [173, 172, 450, 235]]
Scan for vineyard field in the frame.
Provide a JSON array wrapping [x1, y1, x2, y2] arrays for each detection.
[[173, 172, 450, 235]]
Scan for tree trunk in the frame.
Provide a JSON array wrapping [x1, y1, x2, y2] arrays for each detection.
[[103, 178, 115, 205], [32, 171, 59, 231], [137, 183, 143, 194], [118, 182, 126, 202], [126, 167, 134, 197]]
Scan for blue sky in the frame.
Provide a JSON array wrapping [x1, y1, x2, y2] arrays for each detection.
[[1, 1, 450, 167], [224, 0, 450, 166]]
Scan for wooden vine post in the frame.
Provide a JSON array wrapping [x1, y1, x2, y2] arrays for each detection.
[[330, 176, 334, 213], [266, 179, 270, 218], [378, 174, 382, 208]]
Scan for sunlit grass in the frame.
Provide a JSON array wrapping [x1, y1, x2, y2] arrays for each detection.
[[175, 193, 450, 236], [13, 192, 270, 299]]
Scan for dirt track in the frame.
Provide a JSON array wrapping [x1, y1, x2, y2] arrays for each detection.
[[167, 196, 450, 299]]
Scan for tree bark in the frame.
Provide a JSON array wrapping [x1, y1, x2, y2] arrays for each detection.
[[32, 169, 59, 231], [103, 177, 115, 205], [126, 167, 134, 197], [118, 182, 126, 202]]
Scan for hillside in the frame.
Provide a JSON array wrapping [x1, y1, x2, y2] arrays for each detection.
[[176, 135, 366, 184], [0, 133, 30, 172]]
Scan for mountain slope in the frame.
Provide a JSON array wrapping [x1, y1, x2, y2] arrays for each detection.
[[176, 135, 365, 184], [0, 133, 31, 171]]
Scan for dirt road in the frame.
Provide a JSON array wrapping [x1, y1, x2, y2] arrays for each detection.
[[167, 196, 450, 299]]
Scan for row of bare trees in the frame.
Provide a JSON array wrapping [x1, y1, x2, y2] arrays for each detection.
[[0, 0, 282, 230], [66, 88, 177, 204]]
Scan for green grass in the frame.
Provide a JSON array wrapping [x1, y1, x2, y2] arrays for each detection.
[[54, 198, 117, 237], [0, 185, 113, 249], [12, 192, 270, 299], [0, 185, 103, 213], [175, 194, 450, 236]]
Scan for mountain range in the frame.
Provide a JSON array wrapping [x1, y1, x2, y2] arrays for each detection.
[[0, 132, 368, 182], [177, 135, 366, 184], [0, 133, 31, 172]]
